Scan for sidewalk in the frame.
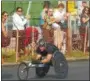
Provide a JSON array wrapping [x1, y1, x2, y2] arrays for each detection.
[[2, 56, 89, 66]]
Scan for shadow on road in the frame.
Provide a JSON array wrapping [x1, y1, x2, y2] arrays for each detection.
[[1, 73, 13, 79], [29, 74, 68, 80]]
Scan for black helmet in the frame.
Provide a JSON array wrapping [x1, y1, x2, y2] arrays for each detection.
[[38, 39, 46, 47]]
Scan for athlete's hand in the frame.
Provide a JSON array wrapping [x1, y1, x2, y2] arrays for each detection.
[[32, 59, 41, 64]]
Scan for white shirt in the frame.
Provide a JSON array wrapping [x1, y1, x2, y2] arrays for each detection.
[[52, 23, 61, 29], [53, 9, 65, 23], [77, 1, 83, 15], [12, 13, 28, 30]]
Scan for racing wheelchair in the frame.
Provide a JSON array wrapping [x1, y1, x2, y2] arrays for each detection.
[[17, 50, 68, 80]]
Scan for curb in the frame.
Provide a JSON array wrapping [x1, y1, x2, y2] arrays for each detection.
[[1, 63, 19, 67], [67, 57, 89, 62], [66, 56, 89, 61], [2, 57, 89, 67]]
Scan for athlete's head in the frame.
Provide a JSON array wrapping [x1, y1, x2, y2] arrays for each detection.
[[38, 39, 46, 51]]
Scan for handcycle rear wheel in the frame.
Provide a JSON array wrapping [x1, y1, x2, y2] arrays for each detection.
[[17, 62, 29, 80], [52, 51, 68, 79]]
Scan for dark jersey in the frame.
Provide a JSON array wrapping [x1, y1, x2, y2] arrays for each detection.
[[36, 43, 59, 56]]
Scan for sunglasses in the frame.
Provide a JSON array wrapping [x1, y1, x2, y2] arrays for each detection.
[[49, 10, 53, 12], [4, 14, 8, 17], [85, 10, 88, 12], [17, 10, 22, 12]]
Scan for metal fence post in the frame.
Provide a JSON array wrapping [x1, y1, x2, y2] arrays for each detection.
[[16, 30, 19, 62]]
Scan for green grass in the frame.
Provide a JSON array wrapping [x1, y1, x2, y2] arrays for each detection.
[[1, 47, 36, 63], [2, 0, 58, 25], [4, 54, 16, 63], [2, 48, 89, 63], [65, 50, 89, 58], [1, 48, 16, 62], [2, 1, 89, 63]]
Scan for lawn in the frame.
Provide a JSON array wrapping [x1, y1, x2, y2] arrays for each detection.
[[2, 0, 58, 25], [1, 47, 89, 64], [1, 1, 89, 64]]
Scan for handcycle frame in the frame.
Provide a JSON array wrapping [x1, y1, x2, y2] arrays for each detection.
[[26, 61, 48, 68], [17, 50, 68, 80]]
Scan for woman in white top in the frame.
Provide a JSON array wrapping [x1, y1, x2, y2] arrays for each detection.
[[12, 7, 30, 30], [53, 3, 67, 28], [12, 7, 30, 55], [53, 3, 67, 54]]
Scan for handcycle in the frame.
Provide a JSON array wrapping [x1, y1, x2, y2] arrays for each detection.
[[17, 50, 68, 80]]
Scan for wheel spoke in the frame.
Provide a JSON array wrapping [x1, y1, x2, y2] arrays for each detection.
[[17, 62, 28, 80]]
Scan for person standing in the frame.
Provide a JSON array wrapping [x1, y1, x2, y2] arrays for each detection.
[[79, 7, 89, 51], [77, 1, 87, 27], [52, 23, 62, 50], [42, 8, 55, 43], [53, 3, 67, 30], [39, 1, 50, 28], [1, 11, 10, 47], [12, 7, 30, 30], [1, 11, 10, 63], [88, 7, 90, 52], [12, 7, 30, 56], [78, 1, 87, 16], [53, 3, 67, 54]]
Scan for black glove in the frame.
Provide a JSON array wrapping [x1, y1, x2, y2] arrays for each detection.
[[32, 60, 42, 64]]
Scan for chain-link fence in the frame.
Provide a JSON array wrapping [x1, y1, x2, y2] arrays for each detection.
[[1, 0, 90, 62]]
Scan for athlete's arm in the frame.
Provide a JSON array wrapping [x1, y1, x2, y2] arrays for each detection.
[[41, 54, 52, 63], [36, 54, 42, 60]]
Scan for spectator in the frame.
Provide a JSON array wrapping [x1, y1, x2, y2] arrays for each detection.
[[42, 8, 55, 43], [1, 11, 10, 47], [87, 7, 90, 51], [39, 1, 50, 28], [58, 0, 62, 5], [77, 1, 87, 26], [52, 23, 62, 50], [53, 3, 67, 29], [79, 7, 89, 51], [53, 3, 68, 38], [12, 7, 30, 56], [53, 3, 67, 53], [1, 11, 10, 64], [12, 7, 30, 30], [79, 1, 87, 16]]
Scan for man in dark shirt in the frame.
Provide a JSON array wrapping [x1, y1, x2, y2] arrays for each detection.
[[35, 39, 59, 64]]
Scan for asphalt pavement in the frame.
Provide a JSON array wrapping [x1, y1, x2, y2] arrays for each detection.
[[1, 60, 89, 80]]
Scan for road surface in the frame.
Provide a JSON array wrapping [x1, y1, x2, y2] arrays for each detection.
[[2, 60, 89, 80]]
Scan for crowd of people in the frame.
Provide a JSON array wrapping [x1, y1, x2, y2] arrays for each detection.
[[1, 1, 90, 57]]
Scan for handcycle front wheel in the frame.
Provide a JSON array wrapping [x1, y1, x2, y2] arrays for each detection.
[[36, 63, 50, 78], [17, 62, 29, 80]]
